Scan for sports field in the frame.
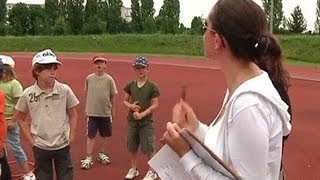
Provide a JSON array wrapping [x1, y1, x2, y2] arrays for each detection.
[[6, 53, 320, 180]]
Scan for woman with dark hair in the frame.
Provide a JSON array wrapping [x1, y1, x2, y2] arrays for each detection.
[[161, 0, 292, 179], [256, 47, 292, 180]]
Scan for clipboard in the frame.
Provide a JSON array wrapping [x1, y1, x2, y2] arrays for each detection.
[[179, 129, 242, 180]]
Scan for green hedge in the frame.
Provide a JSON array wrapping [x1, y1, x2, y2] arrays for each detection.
[[0, 34, 319, 63]]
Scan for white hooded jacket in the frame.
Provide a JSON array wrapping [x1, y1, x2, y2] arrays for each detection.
[[179, 71, 292, 180]]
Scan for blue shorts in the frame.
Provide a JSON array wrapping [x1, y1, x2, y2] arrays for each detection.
[[87, 116, 112, 139]]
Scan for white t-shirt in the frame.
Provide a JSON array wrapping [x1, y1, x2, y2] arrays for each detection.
[[179, 71, 291, 180]]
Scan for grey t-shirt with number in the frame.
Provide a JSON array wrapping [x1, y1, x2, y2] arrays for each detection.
[[15, 80, 79, 150]]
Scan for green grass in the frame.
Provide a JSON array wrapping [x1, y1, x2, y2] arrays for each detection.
[[0, 34, 319, 65]]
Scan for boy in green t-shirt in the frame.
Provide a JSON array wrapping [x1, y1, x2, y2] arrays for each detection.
[[123, 56, 160, 180]]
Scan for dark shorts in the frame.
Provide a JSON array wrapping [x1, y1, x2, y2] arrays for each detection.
[[127, 119, 155, 154], [87, 116, 112, 139]]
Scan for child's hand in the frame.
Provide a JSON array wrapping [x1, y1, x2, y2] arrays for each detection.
[[133, 111, 145, 120], [130, 101, 141, 112]]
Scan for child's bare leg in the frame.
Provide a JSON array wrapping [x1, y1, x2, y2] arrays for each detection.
[[100, 137, 108, 153], [130, 151, 138, 169], [86, 138, 95, 157]]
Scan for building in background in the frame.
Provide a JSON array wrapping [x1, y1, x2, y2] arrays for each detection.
[[121, 6, 132, 22]]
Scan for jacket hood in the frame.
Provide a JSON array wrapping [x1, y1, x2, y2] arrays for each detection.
[[226, 71, 292, 136]]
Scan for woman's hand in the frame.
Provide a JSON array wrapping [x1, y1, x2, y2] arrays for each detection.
[[172, 99, 199, 133], [162, 122, 191, 157]]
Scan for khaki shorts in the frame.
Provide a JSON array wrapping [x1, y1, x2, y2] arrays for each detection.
[[127, 119, 155, 154]]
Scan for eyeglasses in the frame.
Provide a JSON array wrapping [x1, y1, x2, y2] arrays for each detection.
[[203, 21, 217, 34], [203, 20, 225, 47]]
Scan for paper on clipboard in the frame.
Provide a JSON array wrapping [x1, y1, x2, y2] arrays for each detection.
[[148, 129, 241, 180], [179, 129, 241, 180]]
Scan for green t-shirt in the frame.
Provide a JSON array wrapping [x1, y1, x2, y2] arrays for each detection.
[[124, 80, 160, 121], [0, 79, 23, 120]]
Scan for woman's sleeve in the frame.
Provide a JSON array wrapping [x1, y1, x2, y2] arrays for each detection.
[[179, 102, 273, 179], [194, 122, 209, 141]]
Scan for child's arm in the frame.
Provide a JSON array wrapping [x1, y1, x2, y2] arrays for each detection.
[[67, 106, 78, 143], [12, 110, 34, 146], [133, 97, 159, 120], [110, 94, 116, 118], [123, 92, 140, 112]]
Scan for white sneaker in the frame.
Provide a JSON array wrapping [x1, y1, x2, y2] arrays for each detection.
[[125, 168, 139, 179], [23, 172, 36, 180], [80, 157, 94, 169], [143, 170, 157, 180], [97, 152, 110, 164]]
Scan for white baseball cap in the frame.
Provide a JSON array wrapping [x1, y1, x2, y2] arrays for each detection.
[[32, 49, 62, 67], [0, 55, 15, 68]]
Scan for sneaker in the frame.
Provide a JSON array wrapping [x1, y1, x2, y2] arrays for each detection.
[[125, 168, 139, 179], [80, 157, 94, 169], [143, 170, 157, 180], [23, 172, 36, 180], [97, 152, 110, 164]]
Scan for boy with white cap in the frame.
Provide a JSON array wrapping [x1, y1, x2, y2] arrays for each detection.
[[0, 55, 35, 180], [80, 55, 118, 169], [12, 49, 79, 180]]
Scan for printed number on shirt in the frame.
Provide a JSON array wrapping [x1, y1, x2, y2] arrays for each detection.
[[28, 92, 40, 103]]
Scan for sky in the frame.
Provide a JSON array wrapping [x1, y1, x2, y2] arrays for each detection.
[[7, 0, 318, 31]]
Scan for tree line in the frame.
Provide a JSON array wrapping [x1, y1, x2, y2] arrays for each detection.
[[0, 0, 319, 36]]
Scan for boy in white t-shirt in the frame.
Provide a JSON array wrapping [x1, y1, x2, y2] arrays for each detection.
[[13, 49, 79, 180]]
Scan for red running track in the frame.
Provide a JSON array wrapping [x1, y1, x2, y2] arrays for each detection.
[[4, 53, 320, 180]]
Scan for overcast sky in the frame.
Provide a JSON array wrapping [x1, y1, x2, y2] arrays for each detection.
[[7, 0, 318, 30]]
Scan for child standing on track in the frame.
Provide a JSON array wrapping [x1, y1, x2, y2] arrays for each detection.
[[123, 56, 160, 180], [12, 49, 79, 180], [0, 55, 35, 180], [80, 55, 118, 169], [0, 60, 12, 180]]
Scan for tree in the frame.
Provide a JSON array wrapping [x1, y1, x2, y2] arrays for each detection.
[[83, 15, 105, 34], [288, 5, 307, 33], [262, 0, 284, 33], [157, 0, 180, 34], [59, 0, 68, 18], [84, 0, 97, 22], [315, 0, 320, 34], [28, 5, 46, 35], [45, 0, 60, 26], [0, 0, 7, 23], [141, 0, 155, 33], [130, 0, 142, 33], [66, 0, 84, 34], [53, 16, 69, 35], [0, 0, 7, 35], [143, 16, 157, 33], [106, 0, 123, 34], [141, 0, 154, 22], [7, 3, 30, 35], [190, 16, 203, 35]]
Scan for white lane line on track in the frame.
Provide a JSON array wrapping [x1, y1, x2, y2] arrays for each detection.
[[14, 55, 320, 82]]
